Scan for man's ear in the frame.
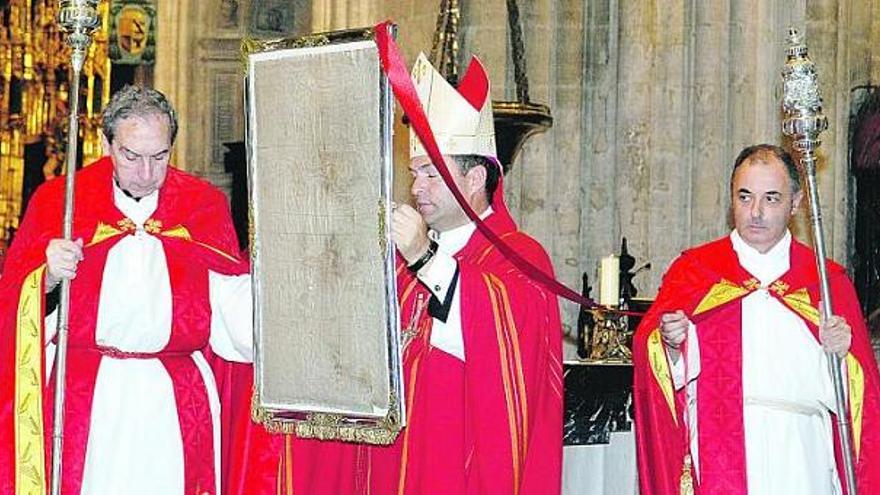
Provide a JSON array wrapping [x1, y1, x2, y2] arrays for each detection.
[[791, 189, 805, 214], [101, 134, 111, 157], [465, 165, 487, 195]]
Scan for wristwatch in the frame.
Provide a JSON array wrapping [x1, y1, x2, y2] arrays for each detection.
[[407, 239, 438, 273]]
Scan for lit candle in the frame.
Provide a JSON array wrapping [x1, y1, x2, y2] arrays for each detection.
[[599, 254, 620, 307]]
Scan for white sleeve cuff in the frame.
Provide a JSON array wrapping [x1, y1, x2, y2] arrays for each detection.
[[670, 322, 700, 390], [416, 251, 457, 301], [44, 308, 58, 345], [208, 271, 253, 362]]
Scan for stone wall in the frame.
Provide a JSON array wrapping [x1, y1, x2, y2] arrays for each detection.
[[159, 0, 880, 357]]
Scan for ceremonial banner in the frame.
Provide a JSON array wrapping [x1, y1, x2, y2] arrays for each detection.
[[244, 27, 403, 444]]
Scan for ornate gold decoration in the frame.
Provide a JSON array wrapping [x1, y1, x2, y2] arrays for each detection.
[[781, 287, 820, 325], [251, 389, 402, 446], [679, 454, 694, 495], [770, 279, 790, 296], [647, 328, 677, 424], [160, 223, 192, 241], [115, 5, 148, 55], [846, 353, 865, 460], [583, 308, 633, 363], [692, 279, 752, 316], [143, 218, 161, 234], [116, 217, 136, 232], [15, 265, 47, 495], [240, 27, 374, 76], [0, 0, 111, 244], [153, 223, 238, 263], [89, 221, 123, 245]]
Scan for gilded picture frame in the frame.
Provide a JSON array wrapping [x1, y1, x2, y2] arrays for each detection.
[[244, 26, 404, 445]]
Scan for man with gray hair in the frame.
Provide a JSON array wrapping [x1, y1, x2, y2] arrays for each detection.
[[633, 144, 880, 494], [0, 85, 252, 494]]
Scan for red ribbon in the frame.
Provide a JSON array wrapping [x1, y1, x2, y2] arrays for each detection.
[[373, 21, 641, 317]]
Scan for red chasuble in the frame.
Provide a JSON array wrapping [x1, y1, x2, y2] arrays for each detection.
[[633, 236, 880, 495], [0, 157, 248, 495], [236, 208, 564, 495], [367, 208, 563, 495]]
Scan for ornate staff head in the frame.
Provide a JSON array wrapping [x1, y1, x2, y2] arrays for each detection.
[[781, 28, 828, 161], [58, 0, 102, 71], [780, 29, 860, 494]]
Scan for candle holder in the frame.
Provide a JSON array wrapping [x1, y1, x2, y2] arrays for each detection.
[[583, 308, 633, 363]]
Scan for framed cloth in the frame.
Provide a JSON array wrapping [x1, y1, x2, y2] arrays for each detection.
[[244, 26, 403, 445]]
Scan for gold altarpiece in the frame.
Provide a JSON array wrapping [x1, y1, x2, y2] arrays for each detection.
[[0, 0, 110, 247]]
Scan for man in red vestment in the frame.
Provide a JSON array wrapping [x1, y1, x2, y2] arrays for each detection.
[[369, 51, 561, 495], [376, 50, 563, 495], [236, 49, 564, 495], [633, 144, 880, 494], [0, 86, 252, 494]]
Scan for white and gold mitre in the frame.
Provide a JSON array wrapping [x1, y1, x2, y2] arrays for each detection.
[[409, 52, 497, 161]]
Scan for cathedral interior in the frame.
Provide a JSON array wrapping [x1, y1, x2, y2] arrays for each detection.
[[0, 1, 878, 491], [5, 0, 875, 347]]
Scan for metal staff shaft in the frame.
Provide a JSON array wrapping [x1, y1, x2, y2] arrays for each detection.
[[50, 68, 81, 495], [781, 28, 858, 494], [52, 2, 100, 494], [802, 143, 858, 494]]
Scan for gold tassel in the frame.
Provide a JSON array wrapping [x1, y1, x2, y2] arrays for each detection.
[[679, 454, 694, 495]]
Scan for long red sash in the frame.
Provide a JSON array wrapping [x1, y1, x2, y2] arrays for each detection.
[[372, 22, 640, 316]]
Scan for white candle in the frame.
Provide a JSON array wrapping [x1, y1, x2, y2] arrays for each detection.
[[599, 255, 620, 306]]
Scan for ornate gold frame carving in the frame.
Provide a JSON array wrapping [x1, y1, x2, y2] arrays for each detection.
[[582, 308, 633, 364], [240, 27, 375, 75], [251, 390, 402, 446]]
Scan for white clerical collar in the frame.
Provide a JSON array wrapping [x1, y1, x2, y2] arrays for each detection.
[[112, 179, 159, 227], [430, 206, 494, 255], [730, 229, 791, 286]]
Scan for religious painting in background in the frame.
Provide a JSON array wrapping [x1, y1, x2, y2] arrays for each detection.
[[109, 0, 156, 65]]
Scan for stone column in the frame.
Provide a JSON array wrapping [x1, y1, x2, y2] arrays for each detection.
[[155, 0, 193, 171]]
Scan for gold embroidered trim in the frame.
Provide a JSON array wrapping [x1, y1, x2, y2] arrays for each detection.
[[89, 221, 124, 246], [647, 329, 677, 425], [742, 278, 761, 291], [116, 218, 136, 232], [193, 241, 239, 263], [781, 288, 820, 326], [846, 354, 865, 461], [484, 274, 524, 492], [679, 454, 694, 495], [158, 224, 192, 241], [15, 266, 46, 495], [693, 279, 751, 316], [144, 218, 163, 234], [769, 280, 790, 296]]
